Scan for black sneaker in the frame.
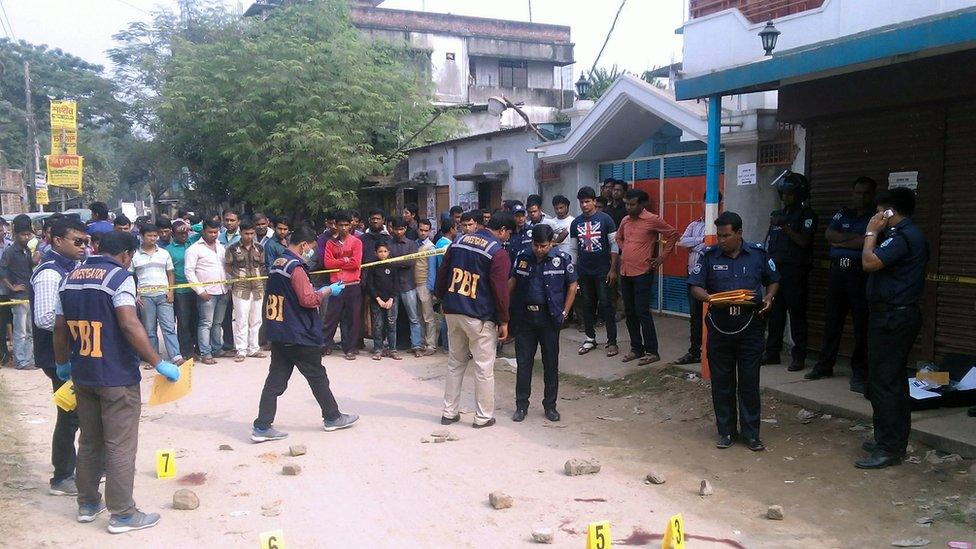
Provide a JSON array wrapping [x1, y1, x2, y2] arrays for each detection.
[[787, 360, 806, 372], [544, 409, 560, 422], [472, 418, 496, 429], [804, 368, 833, 380], [440, 414, 461, 425], [745, 438, 765, 451], [715, 435, 733, 449], [674, 353, 701, 365], [512, 409, 526, 422]]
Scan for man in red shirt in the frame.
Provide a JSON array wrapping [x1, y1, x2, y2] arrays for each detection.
[[615, 189, 678, 365], [322, 211, 363, 360]]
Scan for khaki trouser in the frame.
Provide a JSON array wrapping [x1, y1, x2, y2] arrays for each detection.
[[75, 383, 141, 516], [443, 314, 497, 425], [416, 286, 438, 349]]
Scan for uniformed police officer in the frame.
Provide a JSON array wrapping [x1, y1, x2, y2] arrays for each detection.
[[855, 188, 928, 469], [806, 176, 876, 392], [53, 231, 180, 533], [689, 212, 779, 451], [251, 226, 358, 443], [763, 172, 817, 371], [509, 224, 578, 422], [505, 204, 533, 337], [435, 213, 514, 428]]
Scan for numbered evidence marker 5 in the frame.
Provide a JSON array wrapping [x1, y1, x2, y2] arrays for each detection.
[[586, 520, 611, 549], [156, 448, 176, 478], [661, 513, 685, 549], [260, 529, 285, 549]]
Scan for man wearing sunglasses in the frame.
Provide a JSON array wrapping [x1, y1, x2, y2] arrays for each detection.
[[30, 218, 89, 498]]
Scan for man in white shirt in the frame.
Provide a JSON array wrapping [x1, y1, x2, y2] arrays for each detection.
[[184, 219, 228, 364], [539, 195, 576, 263], [132, 224, 183, 366], [674, 192, 720, 365]]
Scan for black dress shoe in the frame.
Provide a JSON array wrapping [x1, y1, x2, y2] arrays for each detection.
[[745, 438, 765, 451], [472, 418, 496, 429], [761, 355, 781, 365], [544, 409, 560, 422], [861, 441, 878, 453], [715, 435, 733, 449], [787, 360, 806, 372], [512, 409, 526, 422], [855, 452, 904, 469], [804, 368, 833, 380], [440, 414, 460, 425], [674, 353, 701, 365]]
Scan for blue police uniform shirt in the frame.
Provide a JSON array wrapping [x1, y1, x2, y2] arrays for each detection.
[[766, 206, 818, 265], [827, 207, 872, 261], [57, 255, 141, 387], [440, 229, 505, 321], [867, 218, 929, 306], [687, 242, 780, 305], [511, 248, 578, 326], [570, 211, 616, 276], [265, 248, 324, 347], [507, 225, 533, 266], [30, 250, 77, 369]]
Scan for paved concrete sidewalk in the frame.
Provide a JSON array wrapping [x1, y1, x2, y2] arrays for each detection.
[[541, 312, 976, 458]]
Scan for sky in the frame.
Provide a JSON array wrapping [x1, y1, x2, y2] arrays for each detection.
[[4, 0, 686, 77]]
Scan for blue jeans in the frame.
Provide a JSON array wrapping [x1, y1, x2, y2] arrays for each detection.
[[196, 293, 228, 358], [393, 289, 422, 349], [140, 294, 182, 360], [12, 302, 33, 368], [370, 301, 396, 352]]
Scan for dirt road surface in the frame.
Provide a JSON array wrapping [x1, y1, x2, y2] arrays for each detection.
[[1, 351, 974, 547]]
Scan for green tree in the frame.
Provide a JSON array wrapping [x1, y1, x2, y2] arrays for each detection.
[[158, 0, 457, 216]]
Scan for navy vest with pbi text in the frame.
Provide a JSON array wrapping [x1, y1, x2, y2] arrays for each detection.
[[265, 249, 324, 346], [59, 255, 141, 387], [441, 229, 502, 322]]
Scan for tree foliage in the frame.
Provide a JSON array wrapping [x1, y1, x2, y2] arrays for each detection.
[[158, 0, 457, 215], [585, 64, 667, 101]]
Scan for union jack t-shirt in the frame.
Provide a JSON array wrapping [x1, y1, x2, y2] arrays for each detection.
[[570, 212, 617, 276]]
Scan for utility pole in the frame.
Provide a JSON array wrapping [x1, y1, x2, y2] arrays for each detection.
[[24, 61, 37, 211]]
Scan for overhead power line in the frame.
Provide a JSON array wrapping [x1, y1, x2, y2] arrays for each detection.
[[0, 0, 16, 40], [588, 0, 628, 79]]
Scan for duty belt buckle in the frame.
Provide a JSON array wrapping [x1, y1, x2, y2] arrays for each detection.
[[840, 257, 851, 268], [526, 305, 541, 312]]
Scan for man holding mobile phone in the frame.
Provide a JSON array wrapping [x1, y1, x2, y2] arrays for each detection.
[[855, 188, 928, 469]]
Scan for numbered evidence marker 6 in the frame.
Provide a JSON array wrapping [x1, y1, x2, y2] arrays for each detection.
[[661, 513, 685, 549], [156, 449, 176, 478], [260, 529, 285, 549], [586, 520, 611, 549]]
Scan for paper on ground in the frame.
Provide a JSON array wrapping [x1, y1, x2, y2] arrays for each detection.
[[957, 367, 976, 391], [908, 378, 939, 400]]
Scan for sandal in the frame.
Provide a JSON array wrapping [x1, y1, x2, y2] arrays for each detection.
[[372, 352, 382, 361], [606, 344, 619, 357], [620, 353, 644, 363], [638, 353, 661, 366], [390, 352, 402, 360], [344, 353, 357, 361], [578, 339, 597, 355]]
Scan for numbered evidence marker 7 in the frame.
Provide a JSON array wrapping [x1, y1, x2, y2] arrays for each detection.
[[156, 449, 176, 478], [661, 513, 685, 549], [260, 529, 285, 549], [586, 520, 611, 549]]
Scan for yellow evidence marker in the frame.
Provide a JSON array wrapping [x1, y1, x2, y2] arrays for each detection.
[[661, 513, 685, 549], [53, 380, 76, 411], [155, 448, 176, 478], [260, 529, 285, 549], [586, 520, 611, 549]]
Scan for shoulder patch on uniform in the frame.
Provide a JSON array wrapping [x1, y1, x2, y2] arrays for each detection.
[[880, 237, 893, 248], [832, 212, 842, 221], [768, 258, 777, 271], [273, 257, 288, 267], [552, 256, 561, 268], [566, 263, 575, 274], [692, 263, 702, 275], [804, 218, 814, 229], [518, 259, 528, 269]]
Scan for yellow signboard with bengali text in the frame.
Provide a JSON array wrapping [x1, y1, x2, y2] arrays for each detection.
[[49, 100, 77, 129], [45, 155, 84, 192], [51, 127, 77, 155]]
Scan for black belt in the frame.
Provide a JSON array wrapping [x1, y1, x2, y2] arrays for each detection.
[[870, 302, 917, 313]]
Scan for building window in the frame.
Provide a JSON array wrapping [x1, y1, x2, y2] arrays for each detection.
[[499, 60, 528, 88], [758, 122, 796, 167], [446, 52, 455, 61]]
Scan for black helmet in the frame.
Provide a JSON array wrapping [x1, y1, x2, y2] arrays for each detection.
[[774, 171, 810, 202]]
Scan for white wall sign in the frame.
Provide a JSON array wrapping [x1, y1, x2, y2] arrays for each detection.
[[888, 171, 918, 190], [737, 162, 757, 186]]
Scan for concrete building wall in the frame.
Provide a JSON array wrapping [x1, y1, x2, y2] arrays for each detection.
[[682, 0, 976, 75], [527, 61, 554, 89], [426, 34, 468, 103]]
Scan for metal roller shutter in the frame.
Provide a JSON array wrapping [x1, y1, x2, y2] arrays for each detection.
[[805, 105, 944, 360]]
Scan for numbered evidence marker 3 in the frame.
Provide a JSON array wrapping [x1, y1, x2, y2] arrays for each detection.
[[156, 448, 176, 478], [260, 529, 285, 549], [586, 520, 611, 549], [661, 513, 685, 549]]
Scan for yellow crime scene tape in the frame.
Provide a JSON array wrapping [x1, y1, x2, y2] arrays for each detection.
[[1, 246, 448, 306]]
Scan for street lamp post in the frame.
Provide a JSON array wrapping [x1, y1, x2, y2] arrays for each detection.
[[487, 95, 548, 141], [759, 21, 781, 56], [575, 72, 591, 100]]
